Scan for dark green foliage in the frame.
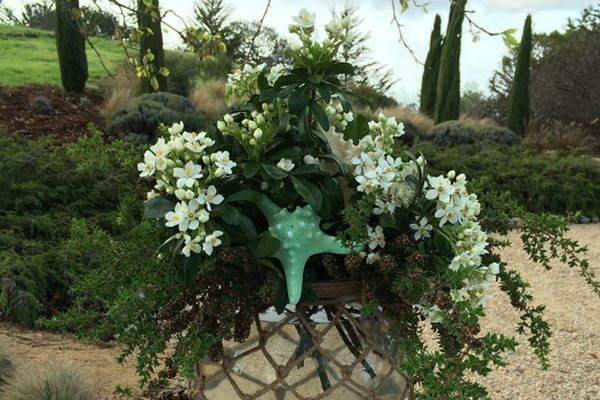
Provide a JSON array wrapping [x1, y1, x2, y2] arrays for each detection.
[[434, 0, 466, 123], [425, 121, 477, 148], [0, 133, 141, 326], [423, 121, 518, 148], [164, 50, 202, 96], [479, 125, 519, 146], [55, 0, 88, 93], [416, 143, 600, 216], [107, 92, 207, 142], [507, 15, 532, 136], [137, 0, 166, 93], [420, 14, 443, 117]]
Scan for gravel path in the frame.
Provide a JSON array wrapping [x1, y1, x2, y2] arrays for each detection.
[[0, 224, 598, 399]]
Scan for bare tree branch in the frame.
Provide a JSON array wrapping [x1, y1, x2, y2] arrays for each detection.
[[390, 0, 423, 65], [247, 0, 271, 61]]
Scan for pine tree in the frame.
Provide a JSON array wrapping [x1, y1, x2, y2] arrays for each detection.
[[420, 14, 443, 118], [507, 15, 532, 136], [137, 0, 166, 93], [434, 0, 467, 124], [55, 0, 88, 93]]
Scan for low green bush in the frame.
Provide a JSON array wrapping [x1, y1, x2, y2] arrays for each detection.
[[416, 143, 600, 216], [426, 120, 477, 147], [106, 92, 206, 142], [0, 133, 142, 326], [423, 120, 519, 148], [164, 50, 202, 96]]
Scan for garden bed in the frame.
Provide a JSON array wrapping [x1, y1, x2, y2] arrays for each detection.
[[0, 84, 105, 141]]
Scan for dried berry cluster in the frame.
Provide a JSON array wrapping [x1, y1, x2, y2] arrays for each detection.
[[156, 246, 281, 363]]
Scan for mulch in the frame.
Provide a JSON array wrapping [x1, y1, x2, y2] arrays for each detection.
[[0, 84, 106, 142]]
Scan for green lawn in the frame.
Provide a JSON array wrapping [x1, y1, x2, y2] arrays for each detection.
[[0, 24, 125, 89]]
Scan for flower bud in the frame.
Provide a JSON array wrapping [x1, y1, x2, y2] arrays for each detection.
[[175, 188, 187, 200], [186, 190, 195, 200], [216, 121, 226, 131], [223, 114, 233, 123], [253, 128, 263, 139], [447, 170, 456, 179]]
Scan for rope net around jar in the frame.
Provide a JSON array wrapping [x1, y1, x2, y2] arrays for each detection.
[[194, 303, 410, 400]]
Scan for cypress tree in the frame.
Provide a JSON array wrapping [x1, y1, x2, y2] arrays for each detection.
[[507, 15, 532, 136], [137, 0, 167, 93], [55, 0, 88, 93], [420, 14, 443, 118], [434, 0, 467, 124]]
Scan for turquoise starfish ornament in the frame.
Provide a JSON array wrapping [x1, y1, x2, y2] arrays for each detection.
[[253, 195, 354, 305]]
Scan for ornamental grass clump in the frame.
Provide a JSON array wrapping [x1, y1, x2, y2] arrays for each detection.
[[54, 9, 598, 399]]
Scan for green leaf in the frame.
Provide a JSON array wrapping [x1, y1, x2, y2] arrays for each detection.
[[343, 113, 369, 144], [243, 161, 261, 178], [316, 153, 348, 174], [309, 102, 330, 131], [225, 190, 263, 204], [291, 164, 320, 175], [215, 204, 240, 225], [259, 88, 279, 102], [325, 62, 354, 76], [274, 74, 304, 87], [291, 176, 322, 212], [238, 214, 258, 238], [317, 84, 332, 103], [257, 70, 269, 91], [256, 232, 281, 258], [263, 164, 289, 180], [288, 85, 311, 115], [144, 197, 173, 219]]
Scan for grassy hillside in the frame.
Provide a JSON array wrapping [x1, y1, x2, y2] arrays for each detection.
[[0, 24, 124, 89]]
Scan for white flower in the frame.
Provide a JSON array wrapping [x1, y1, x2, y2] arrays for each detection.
[[166, 200, 207, 232], [367, 225, 385, 250], [425, 175, 453, 203], [434, 204, 459, 227], [277, 158, 295, 172], [303, 155, 319, 165], [182, 235, 202, 257], [168, 121, 184, 136], [137, 150, 156, 177], [373, 198, 396, 215], [203, 230, 224, 255], [366, 252, 380, 265], [198, 185, 224, 211], [174, 161, 203, 188], [410, 217, 433, 240], [183, 131, 215, 153], [149, 138, 170, 171], [266, 64, 286, 85], [291, 9, 315, 29], [212, 151, 237, 176]]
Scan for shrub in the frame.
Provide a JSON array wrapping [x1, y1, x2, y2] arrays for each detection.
[[478, 125, 519, 147], [416, 143, 600, 216], [423, 119, 519, 148], [0, 346, 14, 387], [106, 92, 207, 142], [2, 364, 96, 400], [0, 133, 142, 326], [164, 50, 202, 96], [425, 120, 476, 147]]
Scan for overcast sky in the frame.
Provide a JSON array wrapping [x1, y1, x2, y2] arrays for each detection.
[[6, 0, 592, 103]]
